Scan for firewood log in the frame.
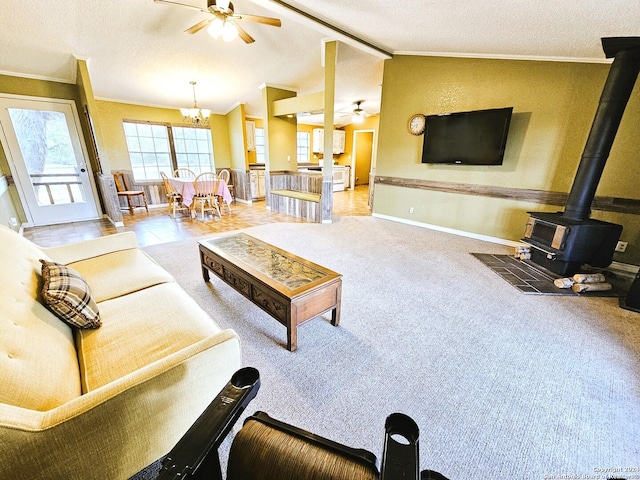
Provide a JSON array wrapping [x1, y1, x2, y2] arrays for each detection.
[[572, 273, 606, 284], [572, 282, 612, 293], [554, 277, 575, 289]]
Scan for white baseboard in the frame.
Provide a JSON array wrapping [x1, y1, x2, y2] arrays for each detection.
[[102, 213, 124, 228], [372, 213, 524, 248], [373, 213, 640, 273], [609, 261, 639, 275]]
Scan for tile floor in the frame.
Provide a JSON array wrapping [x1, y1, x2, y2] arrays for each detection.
[[23, 185, 372, 248]]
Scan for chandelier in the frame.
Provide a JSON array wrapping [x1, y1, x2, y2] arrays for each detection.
[[180, 81, 211, 127]]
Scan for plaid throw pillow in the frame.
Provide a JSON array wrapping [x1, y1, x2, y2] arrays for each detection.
[[40, 259, 101, 329]]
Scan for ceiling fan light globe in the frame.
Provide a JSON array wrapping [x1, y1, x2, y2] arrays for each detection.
[[222, 21, 239, 42], [217, 0, 231, 10], [352, 114, 365, 124], [208, 17, 224, 39]]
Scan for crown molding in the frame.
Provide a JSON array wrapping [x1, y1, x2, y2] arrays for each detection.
[[392, 50, 614, 64], [0, 69, 75, 84]]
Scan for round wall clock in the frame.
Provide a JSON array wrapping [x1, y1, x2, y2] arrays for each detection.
[[407, 114, 426, 135]]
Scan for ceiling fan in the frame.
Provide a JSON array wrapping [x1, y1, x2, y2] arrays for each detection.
[[154, 0, 281, 44], [338, 100, 370, 124]]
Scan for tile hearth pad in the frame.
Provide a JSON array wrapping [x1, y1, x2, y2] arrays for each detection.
[[471, 253, 622, 296]]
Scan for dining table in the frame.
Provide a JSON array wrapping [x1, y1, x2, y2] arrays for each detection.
[[168, 176, 233, 211]]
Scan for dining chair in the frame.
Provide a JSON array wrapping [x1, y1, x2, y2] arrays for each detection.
[[174, 168, 196, 178], [113, 172, 148, 215], [192, 172, 222, 220], [218, 169, 235, 203], [160, 172, 189, 218]]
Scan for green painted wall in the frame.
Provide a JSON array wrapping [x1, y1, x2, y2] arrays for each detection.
[[76, 60, 110, 174], [375, 55, 640, 265], [226, 104, 248, 170], [262, 86, 297, 171], [94, 100, 230, 172], [0, 74, 79, 102]]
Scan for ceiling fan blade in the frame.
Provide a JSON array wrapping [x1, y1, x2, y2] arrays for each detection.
[[232, 13, 281, 27], [234, 22, 255, 43], [154, 0, 208, 13], [185, 18, 214, 34]]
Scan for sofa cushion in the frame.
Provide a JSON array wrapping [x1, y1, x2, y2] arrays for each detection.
[[40, 260, 101, 329], [0, 226, 81, 411], [68, 248, 175, 302], [76, 282, 223, 393]]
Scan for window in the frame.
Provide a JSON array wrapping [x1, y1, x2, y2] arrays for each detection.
[[172, 126, 214, 176], [123, 121, 214, 181], [252, 129, 307, 164], [255, 127, 265, 164], [297, 132, 310, 163]]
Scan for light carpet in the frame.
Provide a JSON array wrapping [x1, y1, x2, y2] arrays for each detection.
[[143, 216, 640, 479]]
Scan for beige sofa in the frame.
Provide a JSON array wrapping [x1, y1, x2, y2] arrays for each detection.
[[0, 225, 241, 479]]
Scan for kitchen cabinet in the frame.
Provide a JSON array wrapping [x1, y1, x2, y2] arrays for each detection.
[[312, 129, 322, 154], [312, 129, 346, 154], [333, 130, 346, 154], [246, 120, 256, 151], [249, 169, 265, 199]]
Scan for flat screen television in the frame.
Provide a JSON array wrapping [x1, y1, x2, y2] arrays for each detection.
[[421, 107, 513, 165]]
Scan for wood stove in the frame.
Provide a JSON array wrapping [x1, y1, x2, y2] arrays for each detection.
[[523, 37, 640, 276]]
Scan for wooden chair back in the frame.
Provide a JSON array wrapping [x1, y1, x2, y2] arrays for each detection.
[[194, 172, 219, 197], [192, 172, 221, 219], [113, 172, 130, 193], [218, 169, 235, 204], [113, 172, 148, 214], [161, 171, 179, 196], [174, 168, 195, 178], [218, 169, 231, 184]]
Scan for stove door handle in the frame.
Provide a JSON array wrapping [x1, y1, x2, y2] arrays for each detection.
[[523, 242, 558, 260]]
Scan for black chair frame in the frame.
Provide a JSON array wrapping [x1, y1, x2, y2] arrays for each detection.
[[154, 367, 449, 480]]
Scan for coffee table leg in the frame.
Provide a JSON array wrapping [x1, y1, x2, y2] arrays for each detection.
[[331, 282, 342, 326], [287, 313, 297, 352], [201, 265, 210, 282]]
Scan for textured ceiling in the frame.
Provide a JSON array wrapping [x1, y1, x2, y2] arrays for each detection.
[[0, 0, 638, 125]]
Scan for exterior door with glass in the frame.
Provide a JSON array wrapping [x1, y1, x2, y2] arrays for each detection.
[[0, 96, 99, 226]]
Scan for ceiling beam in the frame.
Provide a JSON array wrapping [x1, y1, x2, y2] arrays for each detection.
[[249, 0, 393, 59]]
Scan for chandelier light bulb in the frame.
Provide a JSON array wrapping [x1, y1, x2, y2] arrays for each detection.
[[352, 113, 365, 124], [222, 21, 239, 42], [180, 81, 210, 127], [208, 17, 224, 39]]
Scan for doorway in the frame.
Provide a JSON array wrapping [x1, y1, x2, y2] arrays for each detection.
[[352, 130, 374, 187], [0, 95, 99, 226]]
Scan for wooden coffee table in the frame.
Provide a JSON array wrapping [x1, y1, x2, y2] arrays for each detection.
[[199, 233, 342, 351]]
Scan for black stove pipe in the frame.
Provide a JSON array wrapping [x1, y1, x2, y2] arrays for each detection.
[[563, 37, 640, 222]]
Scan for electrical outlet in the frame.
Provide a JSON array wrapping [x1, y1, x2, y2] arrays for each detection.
[[9, 217, 18, 228], [615, 241, 628, 252], [409, 207, 414, 214]]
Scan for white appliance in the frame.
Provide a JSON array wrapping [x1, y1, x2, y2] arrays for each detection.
[[332, 166, 345, 192]]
